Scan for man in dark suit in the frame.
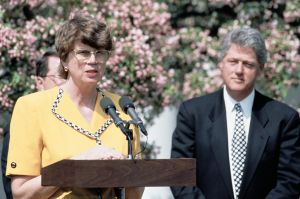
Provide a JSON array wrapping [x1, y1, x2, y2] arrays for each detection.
[[171, 27, 300, 199], [1, 51, 65, 199]]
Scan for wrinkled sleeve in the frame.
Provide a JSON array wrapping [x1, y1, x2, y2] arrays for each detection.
[[265, 111, 300, 199], [170, 102, 205, 199], [6, 96, 43, 176]]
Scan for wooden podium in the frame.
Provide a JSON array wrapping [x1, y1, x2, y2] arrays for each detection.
[[41, 159, 196, 188]]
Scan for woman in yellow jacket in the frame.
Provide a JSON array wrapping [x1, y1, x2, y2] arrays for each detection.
[[7, 12, 143, 199]]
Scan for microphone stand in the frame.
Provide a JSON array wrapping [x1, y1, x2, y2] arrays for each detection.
[[115, 120, 133, 199], [124, 121, 133, 160], [117, 120, 133, 160]]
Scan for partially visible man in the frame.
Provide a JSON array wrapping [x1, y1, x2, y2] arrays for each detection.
[[1, 51, 65, 199], [35, 51, 65, 90], [171, 27, 300, 199]]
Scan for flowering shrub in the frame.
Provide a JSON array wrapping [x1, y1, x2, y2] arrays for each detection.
[[0, 0, 176, 129], [165, 0, 300, 104], [0, 0, 299, 132]]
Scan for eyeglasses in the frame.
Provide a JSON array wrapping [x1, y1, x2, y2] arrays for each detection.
[[73, 49, 111, 62], [40, 75, 65, 85], [40, 75, 62, 79]]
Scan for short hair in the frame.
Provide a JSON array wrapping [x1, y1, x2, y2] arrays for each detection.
[[219, 27, 267, 66], [36, 51, 58, 77], [55, 12, 114, 78]]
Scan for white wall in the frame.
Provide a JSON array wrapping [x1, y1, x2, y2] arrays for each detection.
[[141, 106, 178, 199]]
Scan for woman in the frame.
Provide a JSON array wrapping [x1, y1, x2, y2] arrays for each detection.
[[7, 13, 143, 199]]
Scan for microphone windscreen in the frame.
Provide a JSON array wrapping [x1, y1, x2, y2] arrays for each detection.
[[119, 96, 134, 113], [100, 96, 115, 113]]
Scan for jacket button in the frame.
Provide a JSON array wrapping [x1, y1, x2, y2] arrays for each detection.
[[11, 162, 17, 168]]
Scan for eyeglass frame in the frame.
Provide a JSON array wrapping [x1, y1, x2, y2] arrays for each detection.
[[39, 75, 65, 85], [39, 75, 62, 79], [72, 49, 111, 63]]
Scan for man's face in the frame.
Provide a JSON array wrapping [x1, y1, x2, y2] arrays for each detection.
[[36, 56, 65, 91], [219, 43, 262, 101]]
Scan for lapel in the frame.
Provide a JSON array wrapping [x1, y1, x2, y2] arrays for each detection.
[[208, 89, 234, 199], [239, 91, 270, 199]]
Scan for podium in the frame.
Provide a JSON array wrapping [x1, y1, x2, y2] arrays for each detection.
[[41, 159, 196, 188]]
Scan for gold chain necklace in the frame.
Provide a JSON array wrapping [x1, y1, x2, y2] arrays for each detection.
[[51, 88, 113, 145]]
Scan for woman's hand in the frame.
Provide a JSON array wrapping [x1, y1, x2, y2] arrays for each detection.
[[71, 145, 126, 160]]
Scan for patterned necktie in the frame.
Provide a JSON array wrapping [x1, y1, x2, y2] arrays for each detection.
[[231, 103, 247, 199]]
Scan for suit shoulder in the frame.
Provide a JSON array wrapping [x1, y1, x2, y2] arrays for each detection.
[[180, 90, 222, 113], [15, 87, 58, 108], [256, 92, 299, 117], [267, 99, 298, 115], [182, 90, 221, 106]]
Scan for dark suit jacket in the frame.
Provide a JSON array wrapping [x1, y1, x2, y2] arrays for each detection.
[[171, 89, 300, 199], [1, 123, 13, 199]]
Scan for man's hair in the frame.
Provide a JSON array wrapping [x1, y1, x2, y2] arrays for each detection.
[[55, 12, 114, 78], [36, 51, 59, 77], [219, 27, 267, 66]]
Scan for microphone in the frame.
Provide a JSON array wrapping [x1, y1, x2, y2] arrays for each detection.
[[100, 96, 134, 160], [100, 96, 126, 131], [119, 96, 148, 136]]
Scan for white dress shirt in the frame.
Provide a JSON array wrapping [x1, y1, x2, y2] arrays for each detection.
[[223, 86, 255, 199]]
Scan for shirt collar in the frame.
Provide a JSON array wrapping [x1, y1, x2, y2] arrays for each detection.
[[223, 86, 255, 117]]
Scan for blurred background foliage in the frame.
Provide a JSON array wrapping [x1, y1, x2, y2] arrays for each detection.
[[0, 0, 300, 135]]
